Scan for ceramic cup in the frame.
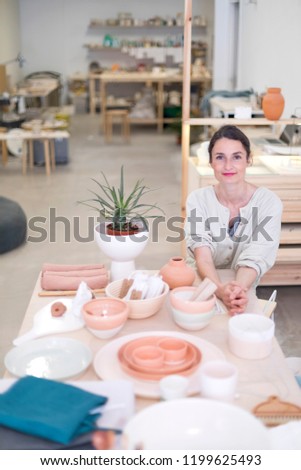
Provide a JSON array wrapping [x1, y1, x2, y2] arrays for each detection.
[[198, 360, 238, 402], [157, 338, 188, 364], [132, 345, 164, 368], [159, 374, 189, 401]]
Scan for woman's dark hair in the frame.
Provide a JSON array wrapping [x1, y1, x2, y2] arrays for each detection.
[[208, 125, 251, 162]]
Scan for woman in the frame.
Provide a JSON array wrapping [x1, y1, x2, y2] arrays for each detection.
[[185, 125, 282, 315]]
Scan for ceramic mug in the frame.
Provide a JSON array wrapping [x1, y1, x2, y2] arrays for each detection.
[[198, 360, 238, 402]]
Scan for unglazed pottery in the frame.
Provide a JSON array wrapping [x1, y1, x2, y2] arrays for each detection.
[[262, 87, 285, 120], [117, 335, 202, 381], [157, 338, 188, 363], [132, 346, 165, 368], [159, 257, 196, 289]]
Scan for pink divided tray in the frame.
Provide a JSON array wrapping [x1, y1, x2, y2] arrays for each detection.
[[118, 336, 202, 381]]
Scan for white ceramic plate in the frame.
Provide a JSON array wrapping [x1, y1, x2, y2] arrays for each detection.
[[5, 337, 92, 380], [93, 330, 225, 398]]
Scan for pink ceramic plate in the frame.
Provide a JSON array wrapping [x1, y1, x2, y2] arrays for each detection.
[[118, 336, 202, 381], [120, 337, 199, 374], [120, 336, 194, 369], [118, 353, 201, 382]]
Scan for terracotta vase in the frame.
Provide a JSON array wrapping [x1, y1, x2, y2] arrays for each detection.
[[159, 257, 196, 289], [262, 87, 285, 121]]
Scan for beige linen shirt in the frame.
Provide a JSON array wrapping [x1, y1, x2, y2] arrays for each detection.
[[185, 186, 283, 284]]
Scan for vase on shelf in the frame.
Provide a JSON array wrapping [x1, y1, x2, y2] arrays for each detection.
[[262, 87, 285, 121], [159, 257, 196, 289]]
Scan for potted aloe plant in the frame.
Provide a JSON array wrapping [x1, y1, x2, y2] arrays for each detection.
[[79, 166, 164, 280]]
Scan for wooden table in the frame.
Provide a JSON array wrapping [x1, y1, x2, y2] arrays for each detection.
[[89, 71, 211, 132], [16, 78, 59, 108], [5, 274, 301, 418], [0, 130, 69, 176]]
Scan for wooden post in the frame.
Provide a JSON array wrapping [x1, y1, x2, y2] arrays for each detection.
[[181, 0, 192, 216]]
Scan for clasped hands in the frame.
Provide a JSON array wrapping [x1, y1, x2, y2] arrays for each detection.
[[218, 281, 248, 316]]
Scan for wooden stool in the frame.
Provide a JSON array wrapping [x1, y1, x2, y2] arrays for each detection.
[[22, 137, 56, 176], [105, 109, 130, 143]]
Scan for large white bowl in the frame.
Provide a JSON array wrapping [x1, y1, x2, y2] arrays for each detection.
[[122, 398, 270, 449], [105, 279, 169, 319]]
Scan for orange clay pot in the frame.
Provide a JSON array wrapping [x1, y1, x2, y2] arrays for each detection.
[[159, 257, 196, 289], [262, 87, 285, 121]]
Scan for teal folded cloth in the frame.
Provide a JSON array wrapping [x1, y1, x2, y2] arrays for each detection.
[[0, 376, 108, 444], [296, 375, 301, 388]]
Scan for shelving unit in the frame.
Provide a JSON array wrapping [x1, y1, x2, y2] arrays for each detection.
[[84, 16, 208, 66], [181, 0, 301, 286], [89, 71, 211, 131]]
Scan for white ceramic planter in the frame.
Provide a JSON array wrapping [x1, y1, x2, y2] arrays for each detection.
[[95, 222, 149, 281]]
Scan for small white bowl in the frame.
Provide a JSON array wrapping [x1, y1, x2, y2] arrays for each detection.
[[159, 375, 189, 401], [228, 313, 275, 360]]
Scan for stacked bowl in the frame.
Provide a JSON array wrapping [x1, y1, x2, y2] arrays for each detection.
[[169, 286, 216, 330]]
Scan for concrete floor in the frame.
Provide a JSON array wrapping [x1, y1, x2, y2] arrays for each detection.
[[0, 114, 300, 376]]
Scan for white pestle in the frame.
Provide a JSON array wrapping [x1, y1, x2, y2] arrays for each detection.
[[189, 277, 212, 301], [190, 277, 217, 302], [194, 280, 217, 302]]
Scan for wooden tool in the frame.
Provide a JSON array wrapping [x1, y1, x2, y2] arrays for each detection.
[[253, 395, 301, 427], [38, 288, 105, 297]]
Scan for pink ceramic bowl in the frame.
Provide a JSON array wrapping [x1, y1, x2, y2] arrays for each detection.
[[105, 279, 169, 319], [169, 287, 216, 314], [82, 298, 129, 339], [157, 338, 188, 363], [132, 346, 164, 368]]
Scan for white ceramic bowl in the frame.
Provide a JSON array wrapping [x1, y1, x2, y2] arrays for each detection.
[[82, 298, 129, 339], [228, 313, 275, 360], [105, 279, 169, 319], [122, 398, 270, 449], [171, 306, 215, 330]]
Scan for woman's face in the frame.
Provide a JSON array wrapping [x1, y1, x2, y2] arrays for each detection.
[[210, 137, 249, 184]]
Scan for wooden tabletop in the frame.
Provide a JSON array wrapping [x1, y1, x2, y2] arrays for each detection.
[[5, 274, 301, 416]]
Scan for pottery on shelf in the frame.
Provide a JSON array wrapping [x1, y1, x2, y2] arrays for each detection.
[[262, 87, 285, 121], [159, 257, 196, 289]]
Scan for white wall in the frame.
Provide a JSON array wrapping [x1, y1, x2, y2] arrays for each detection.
[[0, 0, 22, 89], [18, 1, 213, 88], [214, 0, 301, 118], [237, 0, 301, 117]]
